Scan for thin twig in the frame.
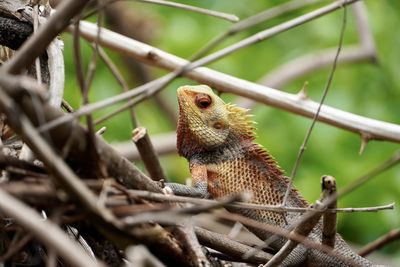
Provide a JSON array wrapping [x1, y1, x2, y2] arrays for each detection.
[[95, 45, 139, 127], [123, 189, 394, 213], [2, 180, 394, 214], [282, 4, 348, 205]]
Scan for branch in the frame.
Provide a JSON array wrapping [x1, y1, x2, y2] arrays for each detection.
[[74, 20, 400, 143], [321, 175, 337, 248]]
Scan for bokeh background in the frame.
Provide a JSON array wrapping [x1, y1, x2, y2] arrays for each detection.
[[61, 0, 400, 262]]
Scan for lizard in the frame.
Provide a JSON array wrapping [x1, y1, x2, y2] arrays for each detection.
[[166, 84, 383, 267]]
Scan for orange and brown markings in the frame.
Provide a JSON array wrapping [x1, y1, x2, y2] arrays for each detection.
[[206, 157, 286, 226]]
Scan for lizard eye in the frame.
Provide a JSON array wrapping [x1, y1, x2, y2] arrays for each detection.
[[195, 94, 212, 109]]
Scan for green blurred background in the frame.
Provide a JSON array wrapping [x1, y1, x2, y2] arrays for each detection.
[[61, 0, 400, 262]]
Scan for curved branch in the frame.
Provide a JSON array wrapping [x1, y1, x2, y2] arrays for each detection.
[[76, 21, 400, 143]]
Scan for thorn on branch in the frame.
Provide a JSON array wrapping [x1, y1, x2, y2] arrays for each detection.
[[297, 81, 309, 100], [359, 131, 371, 155]]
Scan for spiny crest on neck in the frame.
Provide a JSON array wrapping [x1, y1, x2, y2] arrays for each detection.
[[225, 103, 256, 140]]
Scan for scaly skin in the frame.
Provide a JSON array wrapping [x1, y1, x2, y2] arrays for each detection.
[[170, 84, 382, 266]]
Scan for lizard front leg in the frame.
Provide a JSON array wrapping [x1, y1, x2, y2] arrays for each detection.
[[165, 163, 209, 198]]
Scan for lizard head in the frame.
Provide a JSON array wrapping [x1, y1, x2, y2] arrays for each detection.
[[177, 85, 255, 158]]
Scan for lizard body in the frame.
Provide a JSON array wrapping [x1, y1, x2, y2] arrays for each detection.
[[169, 85, 381, 266]]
